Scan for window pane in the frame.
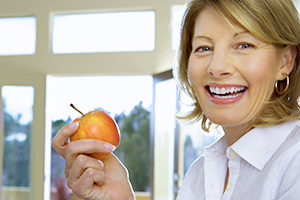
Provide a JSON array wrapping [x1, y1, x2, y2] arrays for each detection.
[[0, 17, 36, 56], [171, 5, 187, 51], [52, 11, 156, 54], [46, 76, 152, 200], [1, 85, 34, 200]]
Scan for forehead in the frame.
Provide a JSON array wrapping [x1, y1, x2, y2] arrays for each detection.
[[194, 6, 245, 36]]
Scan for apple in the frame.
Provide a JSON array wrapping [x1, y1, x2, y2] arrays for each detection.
[[70, 104, 120, 159]]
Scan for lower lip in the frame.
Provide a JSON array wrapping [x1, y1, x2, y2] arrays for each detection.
[[206, 88, 248, 105]]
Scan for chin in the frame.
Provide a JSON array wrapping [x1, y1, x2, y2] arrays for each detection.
[[207, 114, 247, 128]]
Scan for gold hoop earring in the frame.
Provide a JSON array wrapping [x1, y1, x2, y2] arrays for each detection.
[[275, 72, 289, 95]]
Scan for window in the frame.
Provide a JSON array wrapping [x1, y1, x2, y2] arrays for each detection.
[[171, 5, 187, 51], [1, 85, 34, 200], [45, 75, 153, 200], [0, 17, 36, 56], [52, 11, 156, 54]]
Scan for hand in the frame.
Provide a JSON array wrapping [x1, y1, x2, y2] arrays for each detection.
[[51, 122, 135, 200]]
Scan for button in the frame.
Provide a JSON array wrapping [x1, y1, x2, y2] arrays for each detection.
[[229, 150, 237, 158], [226, 183, 233, 191]]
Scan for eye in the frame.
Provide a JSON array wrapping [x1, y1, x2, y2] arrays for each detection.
[[237, 43, 255, 49], [194, 46, 213, 54]]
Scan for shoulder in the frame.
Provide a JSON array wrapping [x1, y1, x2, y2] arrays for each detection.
[[184, 155, 204, 183], [273, 122, 300, 197], [176, 155, 205, 199], [281, 124, 300, 170], [279, 122, 300, 161], [270, 121, 300, 170], [276, 143, 300, 199], [186, 154, 205, 174]]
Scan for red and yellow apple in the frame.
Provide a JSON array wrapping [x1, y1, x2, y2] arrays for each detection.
[[70, 104, 120, 159]]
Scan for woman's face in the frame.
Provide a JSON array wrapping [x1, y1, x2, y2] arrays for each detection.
[[188, 6, 285, 128]]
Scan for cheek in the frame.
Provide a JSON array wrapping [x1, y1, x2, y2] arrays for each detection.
[[239, 57, 279, 120], [186, 65, 205, 104], [187, 60, 206, 85], [239, 56, 278, 88]]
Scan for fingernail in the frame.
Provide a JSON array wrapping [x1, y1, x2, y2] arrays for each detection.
[[69, 122, 79, 129], [98, 160, 104, 168], [104, 142, 116, 152]]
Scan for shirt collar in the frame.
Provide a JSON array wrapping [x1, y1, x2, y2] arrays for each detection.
[[204, 126, 227, 157], [204, 136, 227, 157], [230, 120, 300, 171]]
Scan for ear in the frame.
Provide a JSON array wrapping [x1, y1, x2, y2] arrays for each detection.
[[277, 45, 297, 80]]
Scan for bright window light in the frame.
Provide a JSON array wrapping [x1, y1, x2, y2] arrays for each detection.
[[296, 0, 300, 13], [171, 5, 187, 51], [52, 11, 156, 54], [0, 17, 36, 56]]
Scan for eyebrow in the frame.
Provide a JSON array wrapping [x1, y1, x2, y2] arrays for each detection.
[[193, 31, 250, 41], [233, 31, 250, 37], [193, 35, 212, 41]]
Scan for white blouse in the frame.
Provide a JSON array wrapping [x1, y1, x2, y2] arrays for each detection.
[[176, 120, 300, 200]]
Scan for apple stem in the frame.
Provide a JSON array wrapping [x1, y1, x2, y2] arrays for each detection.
[[70, 104, 85, 116]]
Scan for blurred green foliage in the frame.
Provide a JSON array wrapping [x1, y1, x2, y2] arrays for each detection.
[[115, 102, 150, 191], [2, 104, 31, 187]]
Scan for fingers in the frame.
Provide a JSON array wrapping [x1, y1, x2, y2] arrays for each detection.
[[65, 153, 135, 200], [65, 139, 114, 169], [67, 154, 104, 186], [51, 122, 79, 158], [70, 167, 105, 198]]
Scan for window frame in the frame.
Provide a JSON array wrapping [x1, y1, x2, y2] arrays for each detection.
[[152, 70, 180, 199]]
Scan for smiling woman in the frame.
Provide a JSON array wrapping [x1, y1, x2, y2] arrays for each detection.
[[187, 6, 293, 131], [177, 0, 300, 131], [175, 0, 300, 199]]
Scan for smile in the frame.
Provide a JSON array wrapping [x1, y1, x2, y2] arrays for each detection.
[[205, 84, 248, 104]]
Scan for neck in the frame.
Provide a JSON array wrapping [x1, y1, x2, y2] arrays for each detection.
[[222, 123, 253, 146]]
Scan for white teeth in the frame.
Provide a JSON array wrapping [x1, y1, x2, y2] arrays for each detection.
[[209, 86, 246, 95], [221, 88, 226, 94], [213, 93, 242, 99]]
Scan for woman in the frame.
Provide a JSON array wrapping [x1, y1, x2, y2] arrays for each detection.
[[52, 0, 300, 199], [175, 0, 300, 199]]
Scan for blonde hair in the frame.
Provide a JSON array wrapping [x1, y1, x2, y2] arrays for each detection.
[[176, 0, 300, 131]]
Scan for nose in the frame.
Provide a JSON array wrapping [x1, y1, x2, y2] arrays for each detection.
[[207, 48, 235, 78]]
